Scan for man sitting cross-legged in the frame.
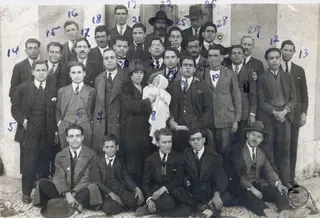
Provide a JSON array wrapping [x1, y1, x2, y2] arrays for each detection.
[[90, 134, 145, 216]]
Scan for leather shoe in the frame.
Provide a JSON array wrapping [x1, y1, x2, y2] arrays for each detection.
[[22, 194, 31, 204], [289, 180, 299, 187]]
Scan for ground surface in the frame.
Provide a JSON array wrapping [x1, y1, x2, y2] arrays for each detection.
[[1, 176, 320, 218]]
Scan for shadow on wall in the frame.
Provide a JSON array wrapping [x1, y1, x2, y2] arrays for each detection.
[[0, 156, 4, 176]]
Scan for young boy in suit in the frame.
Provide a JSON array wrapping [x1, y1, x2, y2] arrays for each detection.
[[56, 61, 96, 148], [90, 134, 145, 215]]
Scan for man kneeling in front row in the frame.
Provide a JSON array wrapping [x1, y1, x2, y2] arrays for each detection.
[[33, 124, 102, 212]]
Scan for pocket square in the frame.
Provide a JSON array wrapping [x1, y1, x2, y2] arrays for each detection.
[[173, 168, 177, 171], [297, 77, 301, 80], [51, 97, 57, 102], [197, 90, 203, 94]]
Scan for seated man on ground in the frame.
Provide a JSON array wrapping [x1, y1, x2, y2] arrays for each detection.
[[90, 134, 145, 216], [33, 124, 102, 212]]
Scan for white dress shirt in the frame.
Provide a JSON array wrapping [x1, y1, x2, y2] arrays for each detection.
[[281, 59, 292, 73], [68, 40, 74, 52], [28, 57, 40, 67], [195, 55, 201, 65], [181, 76, 193, 91], [244, 55, 251, 64], [69, 146, 82, 159], [193, 27, 201, 36], [106, 69, 118, 80], [209, 69, 220, 87], [78, 58, 87, 66], [117, 24, 127, 35], [105, 155, 116, 167], [98, 46, 109, 56], [246, 142, 256, 162], [232, 63, 243, 74], [194, 146, 205, 159], [72, 82, 84, 92], [34, 80, 46, 89], [47, 61, 59, 73], [270, 69, 279, 76], [152, 57, 164, 68], [203, 41, 213, 50], [159, 151, 169, 162]]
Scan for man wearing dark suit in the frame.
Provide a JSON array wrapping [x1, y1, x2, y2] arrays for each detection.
[[148, 48, 182, 84], [144, 37, 166, 78], [127, 23, 149, 62], [46, 42, 66, 89], [56, 62, 96, 148], [33, 124, 102, 212], [10, 38, 41, 98], [167, 56, 213, 152], [109, 5, 133, 46], [92, 49, 125, 153], [182, 5, 204, 48], [113, 35, 130, 72], [241, 36, 265, 76], [168, 27, 187, 56], [202, 46, 241, 154], [61, 20, 79, 66], [145, 11, 172, 48], [229, 45, 257, 144], [280, 40, 308, 187], [185, 35, 207, 77], [225, 121, 295, 217], [65, 38, 104, 88], [136, 128, 192, 217], [200, 22, 226, 59], [258, 48, 296, 187], [90, 134, 144, 215], [11, 60, 58, 203], [174, 129, 229, 217], [88, 25, 110, 66]]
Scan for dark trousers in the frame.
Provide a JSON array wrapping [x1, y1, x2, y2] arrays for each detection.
[[213, 127, 232, 155], [260, 117, 291, 185], [102, 187, 138, 215], [290, 124, 300, 181], [229, 182, 290, 216], [22, 125, 51, 195], [19, 142, 24, 174], [231, 120, 247, 145], [37, 179, 91, 208]]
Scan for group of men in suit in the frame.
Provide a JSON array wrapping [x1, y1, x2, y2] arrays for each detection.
[[9, 3, 309, 218]]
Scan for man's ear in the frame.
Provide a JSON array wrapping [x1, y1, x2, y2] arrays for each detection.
[[116, 144, 119, 151]]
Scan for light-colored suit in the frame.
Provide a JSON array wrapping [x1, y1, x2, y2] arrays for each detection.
[[56, 84, 96, 148]]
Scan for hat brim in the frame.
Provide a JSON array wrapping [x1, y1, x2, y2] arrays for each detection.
[[185, 15, 201, 19], [41, 207, 75, 218], [148, 17, 173, 26], [244, 128, 269, 135]]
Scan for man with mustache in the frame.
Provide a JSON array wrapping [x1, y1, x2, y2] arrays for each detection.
[[63, 38, 104, 88], [88, 25, 110, 66], [257, 48, 296, 188], [145, 11, 173, 48], [186, 35, 207, 78], [280, 40, 308, 187]]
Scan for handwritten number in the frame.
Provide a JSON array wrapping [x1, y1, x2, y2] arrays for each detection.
[[175, 18, 186, 26], [248, 26, 253, 33], [270, 34, 280, 45], [7, 46, 19, 57], [46, 26, 61, 37], [92, 14, 102, 24], [205, 0, 217, 8], [132, 15, 141, 24], [8, 121, 17, 132], [128, 0, 136, 9], [161, 0, 173, 8], [81, 28, 90, 38], [97, 111, 105, 124], [68, 8, 78, 18], [151, 111, 156, 121], [248, 25, 260, 38], [299, 48, 308, 59], [217, 20, 222, 28]]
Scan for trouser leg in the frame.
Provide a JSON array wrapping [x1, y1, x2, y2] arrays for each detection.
[[290, 124, 300, 182]]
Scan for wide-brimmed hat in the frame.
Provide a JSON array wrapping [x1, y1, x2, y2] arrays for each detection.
[[244, 121, 269, 135], [41, 198, 75, 218], [149, 11, 173, 26], [185, 5, 204, 19]]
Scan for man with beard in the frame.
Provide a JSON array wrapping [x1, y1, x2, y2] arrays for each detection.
[[109, 5, 133, 46], [63, 38, 104, 88], [186, 35, 207, 78], [88, 25, 110, 66], [182, 5, 204, 48], [127, 23, 149, 62], [113, 36, 130, 71], [62, 20, 79, 65], [168, 27, 187, 56], [240, 36, 265, 76], [280, 40, 308, 187], [145, 11, 173, 48], [258, 48, 296, 187], [144, 37, 166, 76], [201, 22, 226, 59]]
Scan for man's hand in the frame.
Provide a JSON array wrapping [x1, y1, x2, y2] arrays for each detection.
[[273, 111, 285, 123], [134, 187, 144, 206], [23, 120, 28, 130], [57, 120, 61, 127], [231, 121, 238, 134], [65, 192, 76, 207], [275, 181, 288, 196], [177, 125, 189, 131], [248, 115, 256, 126], [109, 192, 124, 206], [252, 72, 257, 81], [54, 132, 59, 145], [209, 192, 223, 210], [300, 113, 307, 127], [250, 187, 263, 199], [169, 119, 179, 131], [147, 199, 157, 213], [152, 186, 167, 200]]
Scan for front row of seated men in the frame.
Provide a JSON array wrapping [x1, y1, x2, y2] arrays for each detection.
[[33, 123, 309, 218]]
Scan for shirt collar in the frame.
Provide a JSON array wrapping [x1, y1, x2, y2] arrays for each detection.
[[193, 146, 205, 159], [244, 55, 251, 64], [270, 69, 279, 76], [69, 146, 82, 158], [28, 57, 40, 67], [68, 40, 74, 51], [193, 27, 201, 34], [203, 40, 213, 48], [34, 80, 46, 89], [195, 55, 201, 65], [232, 63, 243, 73], [134, 42, 144, 48], [117, 24, 127, 33], [106, 68, 118, 80], [176, 46, 181, 52], [47, 61, 59, 70], [182, 76, 193, 86], [78, 58, 87, 65], [72, 82, 84, 92], [159, 151, 169, 161], [281, 59, 292, 70], [152, 57, 164, 66], [98, 46, 108, 55]]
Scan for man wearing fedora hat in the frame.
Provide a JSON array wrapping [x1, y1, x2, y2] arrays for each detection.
[[182, 5, 204, 48], [224, 120, 304, 217], [145, 11, 173, 48]]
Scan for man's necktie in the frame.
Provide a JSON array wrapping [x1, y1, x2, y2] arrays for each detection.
[[75, 85, 79, 95], [107, 159, 112, 167], [31, 60, 35, 67], [120, 27, 123, 35], [39, 82, 44, 91], [252, 148, 256, 163], [243, 58, 246, 65], [108, 72, 113, 83], [195, 151, 200, 161], [73, 151, 78, 162], [49, 64, 56, 75], [285, 61, 289, 73], [235, 65, 240, 74], [195, 29, 198, 36], [155, 60, 160, 69], [182, 80, 189, 92], [161, 154, 167, 175]]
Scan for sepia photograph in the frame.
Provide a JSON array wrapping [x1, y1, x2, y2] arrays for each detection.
[[0, 1, 320, 217]]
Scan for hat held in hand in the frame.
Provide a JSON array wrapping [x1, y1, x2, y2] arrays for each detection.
[[41, 198, 75, 218]]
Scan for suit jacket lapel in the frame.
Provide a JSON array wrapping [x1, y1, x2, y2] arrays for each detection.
[[215, 68, 226, 91], [98, 156, 107, 183], [204, 68, 215, 92], [97, 73, 107, 107], [109, 70, 124, 104], [74, 146, 90, 182], [27, 82, 36, 112], [60, 148, 72, 187], [242, 144, 253, 171], [187, 151, 198, 179], [62, 85, 73, 118]]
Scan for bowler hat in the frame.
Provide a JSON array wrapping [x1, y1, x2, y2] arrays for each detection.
[[41, 198, 75, 218], [185, 5, 204, 19], [244, 121, 269, 135], [149, 11, 173, 26]]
